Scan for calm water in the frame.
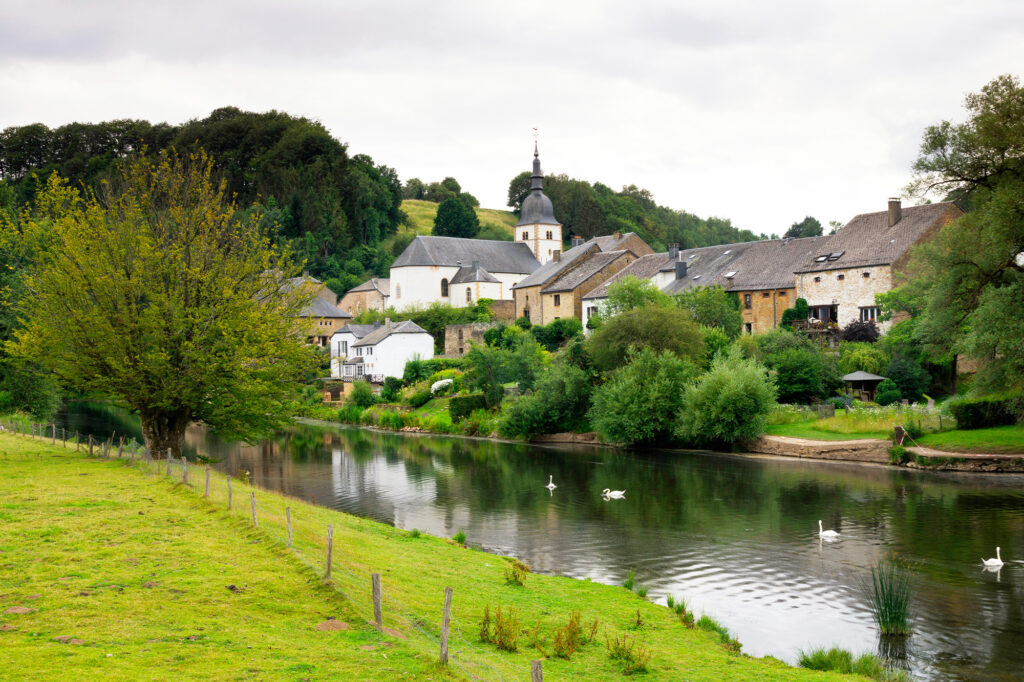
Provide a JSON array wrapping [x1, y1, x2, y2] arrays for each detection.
[[59, 403, 1024, 681]]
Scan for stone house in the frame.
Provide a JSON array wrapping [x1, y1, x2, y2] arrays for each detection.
[[793, 199, 962, 331], [444, 322, 497, 356], [339, 277, 389, 314], [284, 275, 353, 346]]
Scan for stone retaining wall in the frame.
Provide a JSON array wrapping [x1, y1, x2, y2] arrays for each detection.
[[747, 435, 891, 463]]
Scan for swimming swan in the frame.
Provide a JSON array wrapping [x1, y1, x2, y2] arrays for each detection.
[[545, 475, 557, 491], [602, 488, 626, 499], [818, 520, 840, 539], [982, 547, 1003, 568]]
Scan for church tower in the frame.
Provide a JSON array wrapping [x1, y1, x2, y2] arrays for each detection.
[[515, 142, 563, 265]]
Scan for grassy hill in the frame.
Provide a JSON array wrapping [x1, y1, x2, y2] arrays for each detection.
[[401, 199, 517, 241]]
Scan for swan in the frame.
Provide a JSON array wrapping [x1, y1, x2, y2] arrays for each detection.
[[545, 475, 557, 491], [982, 547, 1003, 568], [602, 488, 626, 499], [818, 520, 840, 539]]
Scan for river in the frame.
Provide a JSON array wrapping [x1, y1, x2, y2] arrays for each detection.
[[58, 402, 1024, 681]]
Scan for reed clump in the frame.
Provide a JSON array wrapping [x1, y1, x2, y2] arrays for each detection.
[[799, 647, 909, 681], [866, 559, 913, 636]]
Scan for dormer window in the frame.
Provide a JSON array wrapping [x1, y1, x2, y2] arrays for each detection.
[[814, 255, 828, 262], [723, 250, 731, 255]]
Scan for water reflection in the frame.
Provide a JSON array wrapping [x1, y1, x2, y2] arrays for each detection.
[[56, 403, 1024, 682]]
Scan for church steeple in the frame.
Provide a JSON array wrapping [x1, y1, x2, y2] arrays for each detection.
[[515, 135, 562, 265], [531, 141, 543, 190]]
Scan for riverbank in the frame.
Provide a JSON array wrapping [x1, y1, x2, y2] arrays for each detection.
[[0, 432, 864, 681]]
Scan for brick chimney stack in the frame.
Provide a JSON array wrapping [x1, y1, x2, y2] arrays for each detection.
[[668, 243, 679, 259], [888, 197, 902, 227]]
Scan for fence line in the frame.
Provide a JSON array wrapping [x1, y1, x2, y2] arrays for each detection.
[[6, 422, 522, 681]]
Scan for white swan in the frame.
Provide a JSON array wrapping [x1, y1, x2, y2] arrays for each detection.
[[545, 475, 557, 491], [982, 547, 1003, 568], [818, 520, 840, 540], [602, 488, 626, 499]]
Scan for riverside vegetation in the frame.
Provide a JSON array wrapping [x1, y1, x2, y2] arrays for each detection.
[[0, 431, 877, 681]]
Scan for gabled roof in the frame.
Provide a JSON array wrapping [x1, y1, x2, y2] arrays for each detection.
[[512, 242, 600, 289], [450, 263, 500, 284], [593, 232, 645, 253], [392, 236, 540, 274], [842, 371, 886, 381], [582, 252, 676, 300], [347, 277, 390, 296], [352, 320, 431, 347], [542, 251, 632, 293], [724, 236, 828, 291], [661, 242, 760, 294], [299, 296, 353, 319], [794, 202, 960, 273], [332, 323, 381, 338]]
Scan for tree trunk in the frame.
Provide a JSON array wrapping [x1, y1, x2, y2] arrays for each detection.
[[139, 409, 191, 460]]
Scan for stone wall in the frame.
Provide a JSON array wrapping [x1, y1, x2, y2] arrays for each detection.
[[738, 287, 794, 334], [444, 323, 497, 356], [795, 265, 893, 330], [747, 435, 891, 463]]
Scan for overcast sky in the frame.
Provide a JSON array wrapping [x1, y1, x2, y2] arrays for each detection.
[[1, 0, 1021, 236]]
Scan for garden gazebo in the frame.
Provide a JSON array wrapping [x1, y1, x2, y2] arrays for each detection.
[[842, 371, 886, 402]]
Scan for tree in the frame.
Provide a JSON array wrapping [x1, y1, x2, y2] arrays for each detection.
[[885, 356, 930, 403], [902, 74, 1024, 392], [402, 178, 425, 200], [675, 285, 742, 339], [601, 275, 674, 319], [784, 216, 823, 238], [432, 196, 479, 238], [8, 153, 316, 457], [586, 306, 704, 372], [499, 360, 593, 438], [839, 342, 888, 376], [588, 348, 698, 445], [780, 298, 810, 328], [840, 320, 880, 343], [765, 347, 826, 403], [875, 379, 902, 406], [507, 171, 531, 213]]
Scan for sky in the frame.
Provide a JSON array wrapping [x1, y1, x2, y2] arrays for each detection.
[[1, 0, 1022, 237]]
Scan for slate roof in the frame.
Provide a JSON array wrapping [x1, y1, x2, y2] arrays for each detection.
[[512, 242, 600, 289], [724, 237, 828, 291], [450, 263, 500, 284], [331, 323, 381, 339], [794, 202, 959, 273], [661, 242, 760, 294], [300, 296, 353, 319], [542, 251, 631, 293], [582, 252, 676, 300], [842, 371, 886, 381], [392, 236, 540, 274], [347, 277, 390, 296], [353, 320, 431, 347], [593, 232, 644, 252]]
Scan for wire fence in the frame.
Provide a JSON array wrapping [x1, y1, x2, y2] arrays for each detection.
[[3, 419, 552, 681]]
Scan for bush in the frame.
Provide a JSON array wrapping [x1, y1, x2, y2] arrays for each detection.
[[449, 393, 489, 421], [347, 380, 377, 408], [403, 356, 467, 383], [531, 317, 583, 351], [588, 348, 699, 445], [886, 356, 930, 403], [514, 315, 531, 330], [766, 346, 826, 403], [406, 391, 432, 408], [875, 379, 902, 406], [948, 393, 1023, 429], [841, 320, 881, 342], [676, 285, 743, 339], [839, 342, 889, 376], [379, 376, 404, 403], [336, 403, 364, 423], [780, 297, 810, 328], [587, 306, 704, 372], [499, 361, 593, 438], [700, 325, 732, 367], [675, 348, 777, 447]]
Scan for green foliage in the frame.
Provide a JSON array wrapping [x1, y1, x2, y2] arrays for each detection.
[[888, 445, 911, 465], [490, 605, 520, 652], [601, 275, 674, 319], [589, 348, 698, 445], [587, 306, 704, 372], [552, 610, 582, 659], [780, 297, 810, 328], [696, 614, 741, 652], [866, 559, 913, 636], [840, 319, 881, 343], [798, 647, 908, 681], [453, 529, 466, 545], [604, 632, 652, 675], [784, 216, 823, 239], [449, 393, 489, 421], [675, 349, 777, 447], [514, 315, 531, 330], [503, 558, 530, 587], [530, 317, 583, 351], [464, 332, 546, 409], [406, 390, 432, 408], [947, 392, 1023, 429], [700, 325, 732, 367], [499, 361, 593, 438], [432, 196, 479, 238], [839, 342, 889, 376], [765, 346, 826, 403], [885, 356, 930, 403], [379, 376, 404, 403], [8, 152, 315, 456], [347, 381, 377, 408], [675, 285, 743, 339], [875, 379, 903, 406], [358, 302, 492, 354], [402, 355, 467, 383]]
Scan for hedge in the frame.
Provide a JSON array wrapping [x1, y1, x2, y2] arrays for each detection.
[[948, 393, 1023, 430], [449, 393, 489, 422], [403, 357, 467, 383]]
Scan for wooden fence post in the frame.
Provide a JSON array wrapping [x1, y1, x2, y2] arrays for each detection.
[[227, 476, 232, 510], [118, 436, 124, 459], [204, 467, 210, 497], [286, 507, 292, 548], [440, 586, 453, 664], [250, 491, 258, 527], [75, 431, 80, 451], [182, 457, 188, 485], [325, 524, 333, 578], [531, 660, 543, 681], [372, 573, 382, 629], [166, 449, 172, 476], [62, 427, 66, 447], [51, 424, 55, 445], [88, 434, 94, 456]]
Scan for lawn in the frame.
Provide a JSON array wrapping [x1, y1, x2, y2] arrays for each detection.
[[401, 200, 517, 240], [914, 425, 1024, 454], [763, 423, 890, 441], [0, 431, 859, 681]]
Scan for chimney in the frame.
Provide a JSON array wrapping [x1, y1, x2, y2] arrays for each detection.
[[613, 231, 622, 240], [571, 235, 584, 248], [675, 261, 687, 280], [668, 243, 679, 259], [471, 260, 479, 272], [553, 250, 561, 263], [302, 269, 309, 278], [888, 197, 901, 226]]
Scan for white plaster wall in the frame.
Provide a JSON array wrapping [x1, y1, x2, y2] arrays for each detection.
[[795, 265, 893, 330], [516, 223, 562, 265], [581, 296, 607, 334], [365, 333, 435, 378], [651, 270, 676, 289], [452, 280, 503, 307], [329, 330, 359, 378], [390, 265, 528, 309]]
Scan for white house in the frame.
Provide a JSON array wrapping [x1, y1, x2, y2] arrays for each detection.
[[331, 320, 434, 381]]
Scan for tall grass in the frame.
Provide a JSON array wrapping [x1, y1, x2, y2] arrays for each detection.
[[866, 560, 913, 636], [798, 647, 908, 681]]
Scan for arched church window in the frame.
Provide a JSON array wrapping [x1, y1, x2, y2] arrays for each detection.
[[395, 284, 401, 299], [441, 278, 449, 297], [465, 287, 472, 303]]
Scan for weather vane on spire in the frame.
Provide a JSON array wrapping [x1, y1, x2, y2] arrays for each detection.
[[532, 127, 539, 156]]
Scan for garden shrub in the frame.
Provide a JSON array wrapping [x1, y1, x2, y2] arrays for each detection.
[[336, 403, 364, 423], [840, 320, 881, 343], [407, 390, 432, 408], [780, 297, 810, 328], [675, 348, 777, 447], [885, 355, 930, 403], [700, 325, 732, 367], [347, 380, 377, 408], [948, 393, 1023, 429], [874, 379, 902, 406], [499, 361, 593, 438], [766, 346, 826, 403], [586, 306, 704, 372], [588, 348, 698, 445], [379, 376, 404, 403], [449, 393, 489, 421], [531, 317, 583, 351], [403, 356, 467, 383]]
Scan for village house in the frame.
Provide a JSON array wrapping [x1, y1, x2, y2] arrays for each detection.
[[793, 199, 962, 331], [338, 277, 389, 314], [330, 319, 434, 382], [443, 322, 497, 357], [284, 275, 353, 346]]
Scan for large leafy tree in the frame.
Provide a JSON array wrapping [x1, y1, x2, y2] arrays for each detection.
[[784, 216, 823, 239], [675, 285, 742, 339], [9, 152, 316, 456], [432, 196, 479, 238], [586, 306, 704, 372], [900, 74, 1024, 392]]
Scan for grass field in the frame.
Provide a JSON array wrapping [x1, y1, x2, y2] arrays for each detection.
[[401, 200, 517, 239], [0, 431, 860, 681], [914, 425, 1024, 454], [764, 406, 939, 442]]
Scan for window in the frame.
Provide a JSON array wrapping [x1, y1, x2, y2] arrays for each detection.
[[762, 292, 770, 298], [554, 294, 561, 306], [344, 365, 354, 377], [522, 231, 528, 240], [440, 278, 449, 297], [395, 284, 402, 298], [340, 341, 348, 355], [356, 365, 365, 376], [466, 287, 472, 303], [587, 306, 597, 318], [862, 272, 871, 278], [860, 306, 880, 322], [810, 305, 836, 322], [367, 347, 373, 356], [779, 291, 787, 297], [724, 270, 737, 278], [837, 274, 845, 280], [457, 329, 464, 341], [546, 230, 553, 240], [744, 294, 752, 309], [744, 323, 752, 334], [814, 276, 821, 283]]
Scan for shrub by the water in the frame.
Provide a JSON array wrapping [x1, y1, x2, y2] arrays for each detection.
[[406, 390, 432, 408], [798, 647, 908, 681], [866, 559, 913, 636], [347, 380, 377, 408], [449, 393, 489, 421], [453, 529, 466, 545], [499, 361, 593, 438], [504, 558, 529, 587]]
